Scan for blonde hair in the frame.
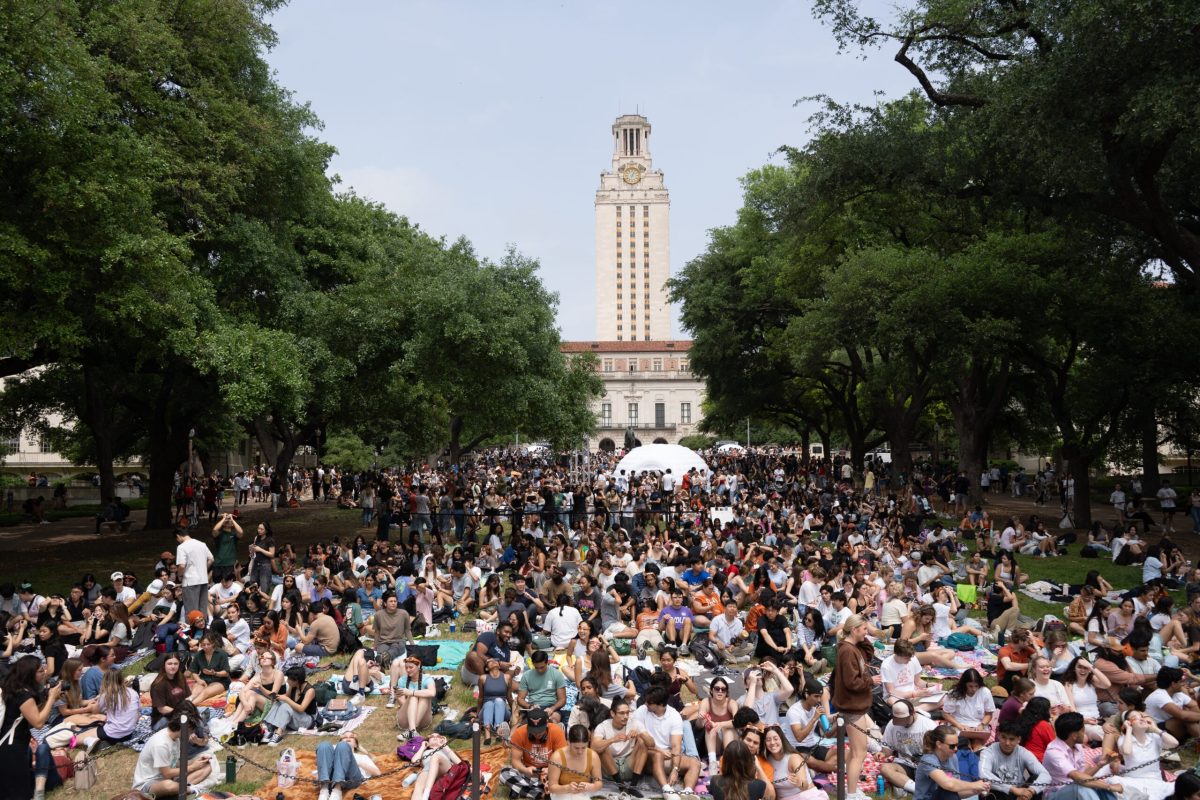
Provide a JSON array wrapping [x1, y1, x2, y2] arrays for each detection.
[[98, 667, 132, 713], [840, 613, 868, 640]]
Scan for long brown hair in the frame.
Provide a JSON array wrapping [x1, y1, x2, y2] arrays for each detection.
[[58, 657, 84, 709], [718, 739, 756, 800], [98, 667, 132, 712], [150, 652, 188, 695]]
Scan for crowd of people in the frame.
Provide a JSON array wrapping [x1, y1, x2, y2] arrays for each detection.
[[1, 448, 1200, 800]]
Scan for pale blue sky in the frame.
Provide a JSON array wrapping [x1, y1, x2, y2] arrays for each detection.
[[266, 1, 913, 339]]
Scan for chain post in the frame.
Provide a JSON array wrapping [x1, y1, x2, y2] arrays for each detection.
[[472, 720, 482, 800], [836, 715, 845, 800], [178, 713, 189, 800]]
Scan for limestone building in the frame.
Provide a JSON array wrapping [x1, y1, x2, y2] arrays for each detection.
[[562, 114, 706, 450], [595, 114, 670, 342]]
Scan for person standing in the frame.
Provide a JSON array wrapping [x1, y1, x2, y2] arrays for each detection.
[[175, 527, 213, 622], [211, 513, 242, 582], [248, 522, 276, 590], [834, 614, 874, 800], [1158, 479, 1178, 532]]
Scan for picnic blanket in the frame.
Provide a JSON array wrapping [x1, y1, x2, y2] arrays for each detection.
[[293, 704, 376, 737], [254, 743, 508, 800], [114, 647, 153, 671], [924, 648, 999, 679], [418, 638, 473, 672]]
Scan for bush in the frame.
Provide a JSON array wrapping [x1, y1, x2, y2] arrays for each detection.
[[679, 435, 717, 450]]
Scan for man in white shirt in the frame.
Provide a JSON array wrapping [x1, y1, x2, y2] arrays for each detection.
[[208, 574, 244, 616], [631, 687, 700, 791], [175, 528, 213, 621], [1158, 479, 1178, 531], [784, 681, 836, 775], [592, 697, 646, 785], [878, 700, 937, 794], [132, 718, 213, 796], [541, 595, 583, 649], [708, 604, 751, 662], [110, 572, 137, 606]]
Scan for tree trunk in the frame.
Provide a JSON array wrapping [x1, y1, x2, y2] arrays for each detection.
[[953, 404, 990, 506], [448, 415, 464, 465], [81, 364, 117, 502], [1141, 407, 1161, 499], [1061, 442, 1093, 530], [948, 358, 1011, 505], [251, 415, 281, 469], [145, 382, 186, 530]]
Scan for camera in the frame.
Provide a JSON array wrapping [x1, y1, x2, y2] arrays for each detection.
[[47, 676, 60, 688]]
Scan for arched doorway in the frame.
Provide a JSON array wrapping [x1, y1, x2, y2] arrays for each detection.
[[598, 438, 616, 453], [652, 437, 669, 444]]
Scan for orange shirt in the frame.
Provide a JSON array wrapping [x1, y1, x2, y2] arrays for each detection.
[[636, 610, 659, 631], [745, 603, 767, 634], [694, 588, 724, 616]]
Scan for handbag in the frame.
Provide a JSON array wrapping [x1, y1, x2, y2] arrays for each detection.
[[408, 643, 440, 667], [74, 754, 98, 790]]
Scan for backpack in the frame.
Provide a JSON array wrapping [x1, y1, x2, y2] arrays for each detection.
[[336, 622, 363, 655], [955, 743, 981, 781], [397, 735, 426, 760], [429, 761, 471, 800], [433, 676, 449, 703], [689, 638, 720, 670], [941, 632, 978, 651], [313, 680, 339, 708], [625, 665, 653, 698]]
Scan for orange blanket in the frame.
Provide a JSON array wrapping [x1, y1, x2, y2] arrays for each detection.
[[255, 744, 508, 800]]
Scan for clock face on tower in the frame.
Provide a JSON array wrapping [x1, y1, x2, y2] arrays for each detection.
[[622, 166, 641, 185]]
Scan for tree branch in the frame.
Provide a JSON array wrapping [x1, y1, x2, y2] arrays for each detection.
[[895, 33, 988, 108]]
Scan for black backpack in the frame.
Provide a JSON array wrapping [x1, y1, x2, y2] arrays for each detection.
[[336, 623, 363, 655]]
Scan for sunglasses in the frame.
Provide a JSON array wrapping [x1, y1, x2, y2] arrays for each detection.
[[711, 686, 728, 693]]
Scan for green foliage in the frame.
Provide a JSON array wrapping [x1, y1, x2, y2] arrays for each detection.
[[322, 431, 376, 472], [678, 434, 718, 450]]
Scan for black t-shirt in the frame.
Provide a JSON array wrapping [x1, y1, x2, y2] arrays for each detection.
[[711, 777, 767, 800], [41, 640, 68, 671], [756, 613, 791, 657]]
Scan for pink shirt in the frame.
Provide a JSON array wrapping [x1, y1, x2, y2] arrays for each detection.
[[414, 587, 434, 625], [1042, 738, 1084, 798]]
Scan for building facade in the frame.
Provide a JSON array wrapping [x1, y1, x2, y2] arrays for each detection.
[[563, 340, 703, 450], [561, 113, 706, 450], [595, 114, 671, 342]]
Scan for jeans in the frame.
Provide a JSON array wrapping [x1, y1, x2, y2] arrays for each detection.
[[301, 642, 328, 657], [362, 507, 374, 527], [453, 508, 466, 541], [264, 700, 313, 732], [1191, 506, 1200, 532], [316, 741, 365, 787], [157, 622, 181, 651], [33, 740, 63, 790], [1049, 786, 1117, 800], [481, 697, 509, 728]]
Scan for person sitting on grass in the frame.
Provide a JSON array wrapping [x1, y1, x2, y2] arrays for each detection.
[[131, 714, 214, 798], [187, 632, 230, 704], [261, 665, 317, 746], [547, 724, 604, 800], [393, 655, 436, 741]]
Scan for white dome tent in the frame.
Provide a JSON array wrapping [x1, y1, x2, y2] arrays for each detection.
[[613, 443, 711, 478]]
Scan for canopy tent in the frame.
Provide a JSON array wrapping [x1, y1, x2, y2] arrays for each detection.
[[614, 443, 711, 477]]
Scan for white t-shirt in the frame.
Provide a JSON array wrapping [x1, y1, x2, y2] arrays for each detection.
[[883, 715, 938, 765], [1118, 732, 1165, 779], [1145, 688, 1190, 724], [1033, 678, 1070, 710], [115, 586, 137, 605], [932, 603, 954, 641], [784, 700, 822, 748], [711, 614, 744, 646], [751, 691, 782, 728], [943, 688, 996, 727], [631, 704, 684, 750], [133, 727, 179, 786], [880, 655, 921, 697], [594, 718, 644, 759], [208, 582, 243, 606], [543, 606, 583, 649], [1157, 487, 1177, 510], [176, 538, 213, 587]]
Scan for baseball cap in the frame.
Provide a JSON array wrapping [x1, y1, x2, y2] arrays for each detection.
[[891, 702, 912, 719], [111, 571, 125, 582], [186, 610, 206, 626], [146, 579, 165, 595], [525, 707, 549, 737]]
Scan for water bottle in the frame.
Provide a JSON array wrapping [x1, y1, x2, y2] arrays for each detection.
[[877, 776, 886, 796], [449, 619, 456, 633], [819, 713, 830, 734], [472, 685, 480, 700], [226, 755, 237, 784], [402, 773, 420, 787]]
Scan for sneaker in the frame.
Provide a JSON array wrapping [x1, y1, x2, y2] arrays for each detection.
[[264, 730, 283, 746], [349, 692, 365, 707], [330, 788, 343, 800], [385, 691, 396, 709], [497, 721, 511, 741], [319, 788, 331, 800]]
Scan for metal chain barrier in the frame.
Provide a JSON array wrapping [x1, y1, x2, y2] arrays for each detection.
[[844, 716, 1192, 791]]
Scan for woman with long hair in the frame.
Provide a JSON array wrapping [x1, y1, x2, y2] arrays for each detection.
[[477, 657, 514, 745], [187, 632, 231, 703], [763, 724, 819, 800], [0, 656, 63, 800], [901, 605, 966, 669], [229, 648, 284, 727], [254, 609, 288, 658], [408, 732, 463, 800], [314, 731, 381, 800], [394, 655, 436, 740], [941, 668, 995, 750], [34, 621, 67, 678], [711, 738, 773, 800], [52, 657, 96, 725], [833, 613, 874, 798], [547, 724, 603, 800], [1015, 697, 1055, 760], [148, 652, 189, 729], [477, 574, 503, 623], [697, 676, 740, 771], [75, 667, 139, 753], [1064, 656, 1111, 742]]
